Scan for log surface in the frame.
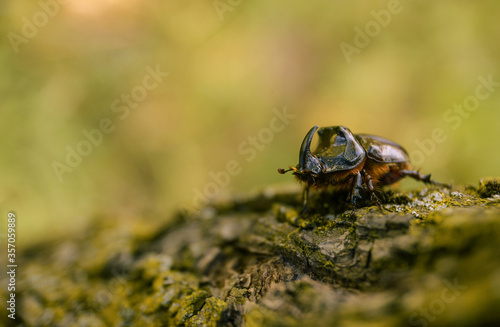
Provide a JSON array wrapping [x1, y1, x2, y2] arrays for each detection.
[[5, 178, 500, 326]]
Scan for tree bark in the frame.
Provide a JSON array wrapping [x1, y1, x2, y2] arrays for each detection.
[[6, 178, 500, 326]]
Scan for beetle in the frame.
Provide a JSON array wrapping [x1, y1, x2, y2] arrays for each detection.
[[278, 125, 449, 212]]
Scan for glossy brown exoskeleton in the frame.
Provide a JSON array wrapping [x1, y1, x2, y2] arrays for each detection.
[[278, 125, 449, 212]]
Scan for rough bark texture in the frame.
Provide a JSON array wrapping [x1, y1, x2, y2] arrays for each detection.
[[4, 178, 500, 326]]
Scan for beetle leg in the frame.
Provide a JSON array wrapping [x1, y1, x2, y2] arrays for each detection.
[[350, 172, 363, 206], [362, 170, 383, 209], [362, 169, 375, 192], [301, 183, 310, 214], [400, 170, 451, 188]]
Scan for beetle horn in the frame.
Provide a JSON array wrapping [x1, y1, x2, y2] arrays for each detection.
[[299, 125, 321, 173]]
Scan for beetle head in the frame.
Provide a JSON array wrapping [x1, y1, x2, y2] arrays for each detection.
[[278, 125, 323, 182], [278, 125, 365, 182]]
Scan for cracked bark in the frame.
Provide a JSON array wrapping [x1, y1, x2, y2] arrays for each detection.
[[6, 178, 500, 327]]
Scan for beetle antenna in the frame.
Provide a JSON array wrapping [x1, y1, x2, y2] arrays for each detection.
[[278, 168, 293, 174]]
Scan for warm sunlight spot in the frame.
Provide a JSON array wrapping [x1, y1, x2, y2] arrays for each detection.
[[66, 0, 141, 17]]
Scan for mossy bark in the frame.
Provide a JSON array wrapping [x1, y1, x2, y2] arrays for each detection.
[[5, 178, 500, 326]]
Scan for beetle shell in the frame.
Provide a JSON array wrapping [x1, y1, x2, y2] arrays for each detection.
[[355, 134, 409, 164], [314, 126, 365, 173]]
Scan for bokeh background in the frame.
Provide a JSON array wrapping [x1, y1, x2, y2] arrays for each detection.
[[1, 0, 499, 246]]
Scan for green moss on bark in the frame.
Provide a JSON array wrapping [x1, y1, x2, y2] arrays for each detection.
[[4, 178, 500, 326]]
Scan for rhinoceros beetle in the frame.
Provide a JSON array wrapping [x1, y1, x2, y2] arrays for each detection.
[[278, 125, 449, 212]]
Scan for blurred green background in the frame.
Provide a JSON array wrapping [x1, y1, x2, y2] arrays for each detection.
[[1, 0, 499, 245]]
